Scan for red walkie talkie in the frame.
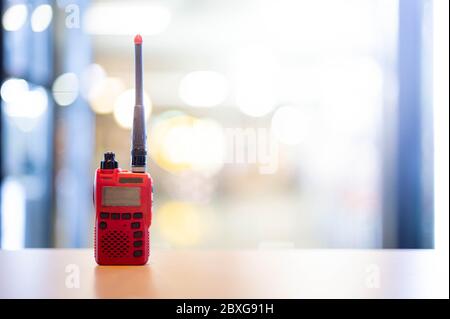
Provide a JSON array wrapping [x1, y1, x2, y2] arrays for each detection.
[[94, 35, 153, 265]]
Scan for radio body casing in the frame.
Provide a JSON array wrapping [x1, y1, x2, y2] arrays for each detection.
[[94, 167, 153, 265]]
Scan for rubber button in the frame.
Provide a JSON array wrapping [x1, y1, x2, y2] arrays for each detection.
[[131, 222, 140, 229]]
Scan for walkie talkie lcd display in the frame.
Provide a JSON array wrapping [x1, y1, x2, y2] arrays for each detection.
[[94, 35, 153, 265]]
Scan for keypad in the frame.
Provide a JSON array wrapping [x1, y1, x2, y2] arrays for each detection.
[[133, 212, 143, 219], [101, 212, 145, 220], [131, 222, 140, 229], [99, 211, 146, 259]]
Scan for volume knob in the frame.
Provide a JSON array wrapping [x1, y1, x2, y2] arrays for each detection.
[[101, 152, 118, 169]]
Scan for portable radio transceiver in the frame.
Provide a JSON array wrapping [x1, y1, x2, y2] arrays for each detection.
[[94, 34, 153, 265]]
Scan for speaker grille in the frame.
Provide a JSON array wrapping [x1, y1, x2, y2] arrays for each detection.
[[100, 230, 131, 258]]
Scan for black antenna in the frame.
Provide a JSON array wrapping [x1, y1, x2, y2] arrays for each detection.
[[131, 34, 147, 173]]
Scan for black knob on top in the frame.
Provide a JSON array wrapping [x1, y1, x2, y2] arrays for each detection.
[[101, 152, 118, 169]]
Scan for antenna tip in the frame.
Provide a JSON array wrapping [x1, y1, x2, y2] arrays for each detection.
[[134, 34, 142, 45]]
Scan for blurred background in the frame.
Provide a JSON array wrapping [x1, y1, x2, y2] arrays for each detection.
[[0, 0, 444, 250]]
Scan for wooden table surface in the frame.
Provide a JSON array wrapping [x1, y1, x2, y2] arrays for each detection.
[[0, 249, 448, 298]]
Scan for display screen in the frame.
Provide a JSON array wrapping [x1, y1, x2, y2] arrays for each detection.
[[119, 177, 143, 184], [102, 186, 141, 206]]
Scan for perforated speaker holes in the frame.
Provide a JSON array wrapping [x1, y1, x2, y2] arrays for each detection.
[[101, 230, 131, 258]]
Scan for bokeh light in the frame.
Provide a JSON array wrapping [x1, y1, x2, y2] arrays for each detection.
[[271, 105, 311, 145], [233, 45, 280, 117], [179, 71, 228, 107], [31, 4, 53, 32], [157, 201, 206, 247], [80, 64, 106, 99], [52, 73, 79, 106], [89, 77, 125, 115], [4, 87, 48, 118], [2, 4, 28, 32], [318, 58, 383, 137], [235, 80, 277, 117], [1, 78, 29, 103], [113, 89, 152, 129], [1, 178, 26, 249], [3, 86, 48, 132], [150, 112, 225, 175], [2, 84, 47, 119], [84, 3, 171, 35]]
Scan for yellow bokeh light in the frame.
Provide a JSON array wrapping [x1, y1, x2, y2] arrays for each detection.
[[151, 113, 195, 173], [89, 77, 125, 115], [157, 201, 204, 247], [150, 112, 225, 175]]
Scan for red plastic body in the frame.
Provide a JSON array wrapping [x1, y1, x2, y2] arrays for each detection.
[[94, 167, 153, 265]]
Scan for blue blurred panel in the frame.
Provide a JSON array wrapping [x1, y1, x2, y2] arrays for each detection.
[[23, 90, 54, 247], [3, 1, 30, 77], [3, 0, 53, 83], [29, 0, 53, 85], [395, 0, 434, 248], [1, 86, 54, 247], [55, 0, 94, 247], [1, 0, 54, 247]]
